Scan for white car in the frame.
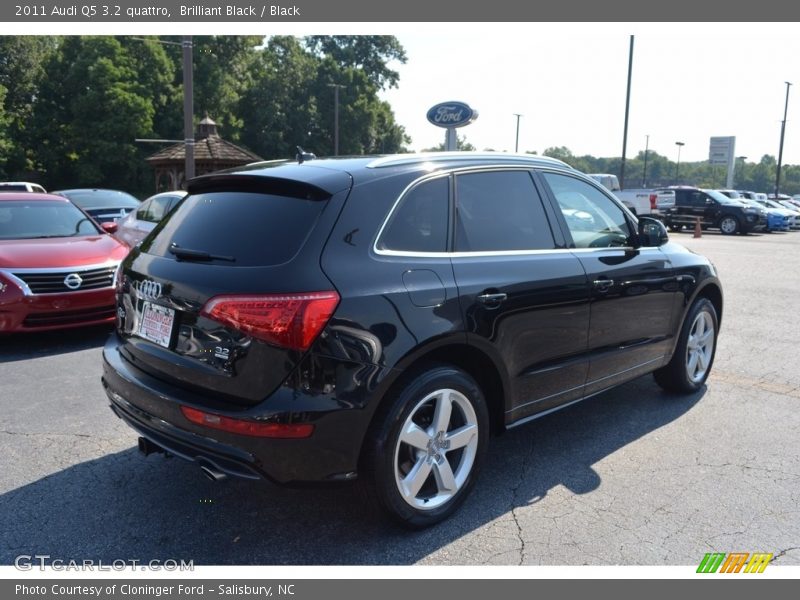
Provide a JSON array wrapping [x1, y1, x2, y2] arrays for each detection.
[[776, 200, 800, 229], [115, 191, 185, 247], [0, 181, 47, 193]]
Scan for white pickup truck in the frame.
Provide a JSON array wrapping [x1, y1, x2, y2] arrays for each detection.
[[587, 175, 674, 218], [613, 189, 675, 218]]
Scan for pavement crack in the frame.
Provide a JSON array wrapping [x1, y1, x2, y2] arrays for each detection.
[[0, 430, 93, 438], [509, 435, 536, 565], [771, 547, 800, 563]]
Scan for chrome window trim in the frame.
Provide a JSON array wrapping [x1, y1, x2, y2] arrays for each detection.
[[371, 164, 661, 258], [373, 166, 564, 256], [1, 260, 121, 296], [375, 246, 661, 259]]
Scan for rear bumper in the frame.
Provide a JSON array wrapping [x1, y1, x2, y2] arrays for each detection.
[[102, 333, 384, 484]]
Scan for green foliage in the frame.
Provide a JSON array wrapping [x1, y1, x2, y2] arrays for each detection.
[[0, 36, 59, 179], [305, 35, 407, 90], [30, 36, 175, 194], [1, 35, 410, 194], [539, 146, 800, 194]]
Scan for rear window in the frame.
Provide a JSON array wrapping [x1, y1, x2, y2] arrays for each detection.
[[144, 191, 329, 266]]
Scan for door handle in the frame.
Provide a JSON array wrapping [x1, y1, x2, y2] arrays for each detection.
[[593, 278, 614, 291], [477, 292, 507, 306]]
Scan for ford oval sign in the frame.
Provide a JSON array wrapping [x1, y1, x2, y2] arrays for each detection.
[[426, 101, 478, 128]]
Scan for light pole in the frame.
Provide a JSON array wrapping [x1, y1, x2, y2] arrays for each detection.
[[328, 84, 346, 156], [641, 134, 650, 187], [736, 156, 747, 187], [620, 35, 634, 190], [775, 81, 792, 196], [513, 113, 523, 153], [675, 141, 685, 182]]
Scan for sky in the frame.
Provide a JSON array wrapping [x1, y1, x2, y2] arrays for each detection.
[[377, 23, 800, 165]]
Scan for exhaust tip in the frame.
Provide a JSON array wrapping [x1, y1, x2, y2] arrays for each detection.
[[138, 437, 165, 457], [199, 464, 228, 482]]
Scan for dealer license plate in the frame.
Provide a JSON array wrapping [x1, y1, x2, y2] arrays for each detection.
[[137, 301, 175, 348]]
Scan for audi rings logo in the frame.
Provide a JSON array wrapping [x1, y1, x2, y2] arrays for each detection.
[[135, 279, 162, 300], [63, 273, 83, 290]]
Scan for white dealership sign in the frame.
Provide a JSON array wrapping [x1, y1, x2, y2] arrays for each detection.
[[709, 136, 736, 187]]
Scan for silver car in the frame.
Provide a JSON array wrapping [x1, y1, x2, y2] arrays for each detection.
[[116, 191, 185, 247]]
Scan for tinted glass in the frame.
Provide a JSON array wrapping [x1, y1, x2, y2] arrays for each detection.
[[58, 190, 140, 209], [543, 173, 631, 248], [145, 191, 328, 266], [378, 177, 448, 252], [455, 171, 555, 251], [0, 201, 100, 240]]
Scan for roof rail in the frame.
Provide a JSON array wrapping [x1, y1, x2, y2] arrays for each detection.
[[366, 152, 573, 170]]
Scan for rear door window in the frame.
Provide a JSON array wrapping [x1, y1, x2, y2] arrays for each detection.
[[144, 191, 329, 266], [454, 170, 555, 252]]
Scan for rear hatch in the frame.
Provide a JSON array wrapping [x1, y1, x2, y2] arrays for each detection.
[[115, 169, 351, 407]]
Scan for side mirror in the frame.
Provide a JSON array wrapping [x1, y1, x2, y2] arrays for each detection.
[[101, 221, 119, 234], [637, 217, 669, 247]]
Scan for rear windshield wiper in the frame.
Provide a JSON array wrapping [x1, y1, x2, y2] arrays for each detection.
[[169, 244, 235, 262]]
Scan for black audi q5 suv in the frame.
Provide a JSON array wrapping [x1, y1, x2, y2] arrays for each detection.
[[102, 152, 722, 527]]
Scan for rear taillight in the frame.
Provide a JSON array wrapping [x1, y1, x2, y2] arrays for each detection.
[[649, 194, 657, 210], [180, 406, 314, 438], [200, 291, 340, 351]]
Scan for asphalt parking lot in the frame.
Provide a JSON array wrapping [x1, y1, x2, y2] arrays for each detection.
[[1, 229, 799, 566]]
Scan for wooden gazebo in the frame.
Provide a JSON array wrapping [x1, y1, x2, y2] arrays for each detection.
[[146, 116, 262, 191]]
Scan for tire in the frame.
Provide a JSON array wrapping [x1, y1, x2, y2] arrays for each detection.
[[362, 365, 489, 528], [719, 215, 739, 235], [668, 224, 683, 232], [654, 297, 718, 394]]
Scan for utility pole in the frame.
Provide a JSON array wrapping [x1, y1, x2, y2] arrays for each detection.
[[182, 36, 194, 183], [513, 113, 523, 152], [328, 84, 346, 156], [641, 134, 650, 187]]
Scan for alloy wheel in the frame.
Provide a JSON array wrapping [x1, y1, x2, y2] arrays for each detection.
[[393, 388, 479, 511], [685, 310, 715, 384]]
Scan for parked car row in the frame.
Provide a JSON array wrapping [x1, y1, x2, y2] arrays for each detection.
[[655, 186, 800, 235], [1, 184, 186, 334]]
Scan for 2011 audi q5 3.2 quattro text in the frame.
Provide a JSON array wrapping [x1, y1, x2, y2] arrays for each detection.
[[102, 153, 722, 528]]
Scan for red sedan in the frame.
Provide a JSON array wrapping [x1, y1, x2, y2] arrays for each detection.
[[0, 193, 128, 332]]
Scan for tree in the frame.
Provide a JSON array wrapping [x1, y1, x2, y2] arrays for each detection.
[[0, 85, 12, 177], [240, 36, 409, 160], [305, 35, 407, 90], [0, 36, 58, 178], [32, 36, 174, 194]]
